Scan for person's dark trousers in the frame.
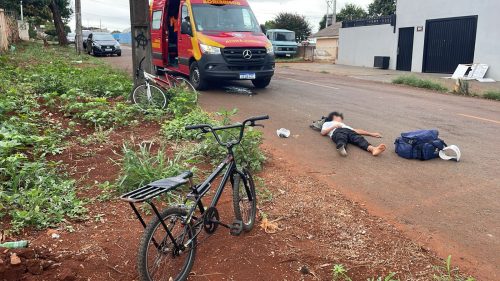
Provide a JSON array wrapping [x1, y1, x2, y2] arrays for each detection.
[[331, 128, 370, 151]]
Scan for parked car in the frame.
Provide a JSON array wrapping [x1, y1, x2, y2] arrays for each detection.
[[82, 30, 91, 49], [266, 29, 298, 57], [66, 33, 76, 44], [86, 32, 122, 56]]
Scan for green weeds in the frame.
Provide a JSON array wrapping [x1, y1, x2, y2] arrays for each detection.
[[392, 75, 448, 92], [484, 90, 500, 101]]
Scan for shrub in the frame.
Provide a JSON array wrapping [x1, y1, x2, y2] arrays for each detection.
[[484, 91, 500, 101], [392, 75, 448, 92], [0, 154, 86, 232], [115, 141, 192, 193], [161, 109, 214, 141], [166, 87, 198, 118]]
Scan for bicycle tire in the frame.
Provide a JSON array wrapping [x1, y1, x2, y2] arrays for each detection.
[[137, 207, 197, 281], [232, 169, 257, 232], [132, 83, 168, 110], [174, 76, 199, 103]]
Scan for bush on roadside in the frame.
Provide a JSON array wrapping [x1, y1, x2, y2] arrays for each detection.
[[392, 75, 448, 92], [115, 141, 192, 193], [483, 90, 500, 101], [161, 109, 214, 141], [0, 154, 86, 232]]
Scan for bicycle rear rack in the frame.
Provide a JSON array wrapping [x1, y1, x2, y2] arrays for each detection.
[[120, 171, 193, 231]]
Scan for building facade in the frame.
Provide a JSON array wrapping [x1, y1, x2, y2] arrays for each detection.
[[338, 0, 500, 80]]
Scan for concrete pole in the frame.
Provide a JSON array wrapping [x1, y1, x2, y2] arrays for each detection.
[[332, 0, 337, 24], [129, 0, 152, 87], [75, 0, 83, 54], [325, 0, 330, 27], [20, 1, 23, 21]]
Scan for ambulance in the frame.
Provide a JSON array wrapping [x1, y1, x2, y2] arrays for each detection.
[[150, 0, 275, 90]]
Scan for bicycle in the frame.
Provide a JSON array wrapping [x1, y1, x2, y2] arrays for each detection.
[[131, 57, 198, 110], [120, 115, 269, 281]]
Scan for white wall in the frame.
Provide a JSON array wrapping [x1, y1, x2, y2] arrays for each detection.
[[396, 0, 500, 79], [338, 24, 396, 68]]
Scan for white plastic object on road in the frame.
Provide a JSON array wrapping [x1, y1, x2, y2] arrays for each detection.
[[439, 145, 461, 162], [276, 128, 291, 138]]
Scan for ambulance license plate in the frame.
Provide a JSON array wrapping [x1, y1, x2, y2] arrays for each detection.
[[239, 73, 256, 79]]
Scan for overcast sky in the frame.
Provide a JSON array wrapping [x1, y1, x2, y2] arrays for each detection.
[[69, 0, 372, 33]]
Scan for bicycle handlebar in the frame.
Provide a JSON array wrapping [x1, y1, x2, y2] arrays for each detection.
[[185, 115, 269, 148]]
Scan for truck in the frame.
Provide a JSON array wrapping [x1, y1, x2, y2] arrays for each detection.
[[266, 29, 297, 57], [150, 0, 275, 90]]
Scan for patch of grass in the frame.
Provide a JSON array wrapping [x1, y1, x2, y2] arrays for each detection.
[[393, 75, 448, 92], [114, 141, 191, 194], [484, 90, 500, 101], [332, 256, 475, 281], [275, 57, 304, 63]]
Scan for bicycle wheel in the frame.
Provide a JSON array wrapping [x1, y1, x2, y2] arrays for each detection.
[[232, 169, 257, 232], [137, 207, 197, 281], [174, 77, 199, 103], [132, 83, 168, 110]]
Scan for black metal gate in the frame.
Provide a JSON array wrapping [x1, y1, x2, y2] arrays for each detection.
[[423, 16, 478, 73], [397, 27, 414, 71]]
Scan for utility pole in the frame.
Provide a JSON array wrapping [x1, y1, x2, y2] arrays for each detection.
[[129, 0, 152, 87], [75, 0, 83, 54], [325, 0, 337, 27], [20, 1, 23, 21]]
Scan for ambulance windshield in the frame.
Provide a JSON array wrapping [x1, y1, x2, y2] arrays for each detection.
[[191, 4, 261, 33]]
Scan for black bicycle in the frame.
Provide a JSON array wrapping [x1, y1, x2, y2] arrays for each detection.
[[120, 115, 269, 281]]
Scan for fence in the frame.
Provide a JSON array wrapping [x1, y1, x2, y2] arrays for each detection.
[[342, 15, 396, 28], [0, 9, 20, 52]]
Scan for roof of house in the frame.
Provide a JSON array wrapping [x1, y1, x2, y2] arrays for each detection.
[[310, 22, 341, 39]]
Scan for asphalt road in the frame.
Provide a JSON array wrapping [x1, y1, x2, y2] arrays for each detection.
[[103, 49, 500, 279]]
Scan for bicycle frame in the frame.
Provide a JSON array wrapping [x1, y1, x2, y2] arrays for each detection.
[[126, 115, 268, 253]]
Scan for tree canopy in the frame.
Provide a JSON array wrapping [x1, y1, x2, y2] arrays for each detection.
[[267, 13, 312, 41], [319, 14, 327, 30], [368, 0, 396, 17], [336, 3, 368, 22]]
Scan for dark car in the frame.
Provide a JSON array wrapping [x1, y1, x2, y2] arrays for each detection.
[[86, 32, 121, 57]]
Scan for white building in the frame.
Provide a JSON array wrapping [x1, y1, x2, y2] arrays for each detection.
[[338, 0, 500, 80]]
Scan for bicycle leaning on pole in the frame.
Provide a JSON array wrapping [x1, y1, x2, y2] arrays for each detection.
[[120, 115, 269, 281], [131, 57, 198, 110]]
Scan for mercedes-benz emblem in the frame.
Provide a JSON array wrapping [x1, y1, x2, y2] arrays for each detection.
[[242, 49, 253, 60]]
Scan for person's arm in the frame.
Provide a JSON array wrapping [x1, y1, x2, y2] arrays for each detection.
[[354, 128, 383, 138]]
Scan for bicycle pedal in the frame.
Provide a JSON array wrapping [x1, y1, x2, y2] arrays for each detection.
[[230, 220, 243, 236]]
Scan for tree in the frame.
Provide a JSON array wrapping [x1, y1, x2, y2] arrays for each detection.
[[368, 0, 396, 17], [0, 0, 72, 45], [319, 14, 327, 30], [271, 13, 312, 41], [336, 3, 368, 22], [263, 20, 275, 31]]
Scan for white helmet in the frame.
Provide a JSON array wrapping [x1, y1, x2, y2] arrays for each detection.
[[439, 145, 461, 162]]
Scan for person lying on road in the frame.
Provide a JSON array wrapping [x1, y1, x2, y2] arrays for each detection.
[[321, 112, 387, 157]]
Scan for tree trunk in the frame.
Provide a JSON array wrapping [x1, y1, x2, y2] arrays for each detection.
[[49, 1, 68, 45]]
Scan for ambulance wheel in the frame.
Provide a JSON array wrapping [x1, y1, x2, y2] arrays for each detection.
[[252, 78, 271, 89], [190, 62, 208, 91]]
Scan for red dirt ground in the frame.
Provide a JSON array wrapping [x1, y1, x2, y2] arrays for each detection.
[[1, 115, 472, 281]]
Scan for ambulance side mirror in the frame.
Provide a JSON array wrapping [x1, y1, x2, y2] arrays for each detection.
[[181, 21, 192, 36]]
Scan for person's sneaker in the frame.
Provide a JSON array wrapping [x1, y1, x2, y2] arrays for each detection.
[[337, 145, 347, 157]]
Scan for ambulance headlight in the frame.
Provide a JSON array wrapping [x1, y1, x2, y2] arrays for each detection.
[[200, 43, 221, 55], [266, 45, 274, 54]]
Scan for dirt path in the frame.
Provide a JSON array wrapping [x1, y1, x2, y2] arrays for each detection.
[[2, 113, 458, 281]]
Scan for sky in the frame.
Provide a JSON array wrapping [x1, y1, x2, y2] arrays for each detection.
[[69, 0, 372, 33]]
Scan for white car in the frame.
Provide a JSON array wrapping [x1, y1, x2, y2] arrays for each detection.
[[66, 33, 76, 44]]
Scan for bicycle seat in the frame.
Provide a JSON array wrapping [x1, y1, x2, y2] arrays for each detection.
[[120, 171, 193, 203]]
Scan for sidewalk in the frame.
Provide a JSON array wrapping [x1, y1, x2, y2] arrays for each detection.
[[278, 62, 500, 94]]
